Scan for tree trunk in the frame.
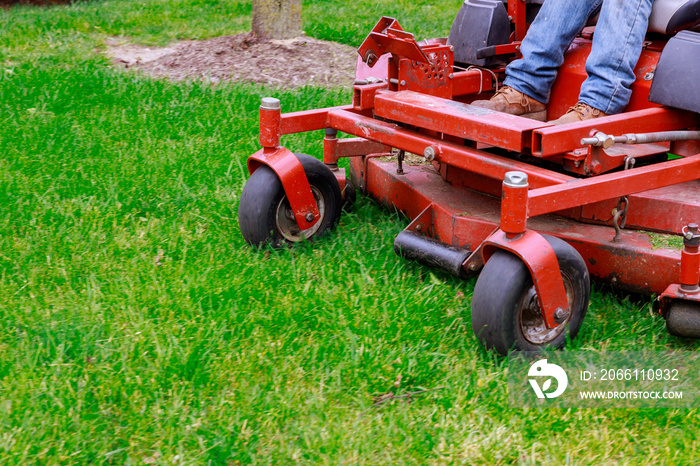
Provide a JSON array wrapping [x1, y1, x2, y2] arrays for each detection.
[[252, 0, 302, 40]]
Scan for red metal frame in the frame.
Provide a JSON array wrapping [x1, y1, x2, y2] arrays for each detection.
[[246, 16, 700, 328], [509, 0, 527, 42]]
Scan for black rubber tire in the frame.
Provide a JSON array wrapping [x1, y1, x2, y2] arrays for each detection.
[[471, 235, 590, 355], [238, 153, 342, 248], [666, 302, 700, 338]]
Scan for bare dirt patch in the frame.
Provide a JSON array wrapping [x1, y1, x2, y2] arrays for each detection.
[[106, 32, 359, 89]]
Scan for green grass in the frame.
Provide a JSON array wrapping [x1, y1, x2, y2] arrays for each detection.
[[646, 231, 685, 250], [0, 0, 699, 464]]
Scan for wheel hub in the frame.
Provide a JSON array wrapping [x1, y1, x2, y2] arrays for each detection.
[[519, 274, 574, 345], [275, 186, 325, 242]]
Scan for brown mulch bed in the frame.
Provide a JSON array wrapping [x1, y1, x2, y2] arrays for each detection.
[[106, 32, 360, 89]]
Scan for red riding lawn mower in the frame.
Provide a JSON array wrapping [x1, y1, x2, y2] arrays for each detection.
[[238, 0, 700, 355]]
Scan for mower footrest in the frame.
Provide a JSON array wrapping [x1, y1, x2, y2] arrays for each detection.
[[373, 90, 547, 152]]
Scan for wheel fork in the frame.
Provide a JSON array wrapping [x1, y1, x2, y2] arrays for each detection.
[[481, 172, 571, 329], [247, 97, 320, 231]]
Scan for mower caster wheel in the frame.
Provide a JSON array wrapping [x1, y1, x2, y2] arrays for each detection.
[[238, 153, 342, 248], [471, 235, 590, 355], [666, 302, 700, 339]]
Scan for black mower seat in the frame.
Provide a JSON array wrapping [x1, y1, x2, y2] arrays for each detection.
[[648, 0, 700, 35]]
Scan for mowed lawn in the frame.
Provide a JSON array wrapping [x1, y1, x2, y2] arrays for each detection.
[[0, 0, 698, 464]]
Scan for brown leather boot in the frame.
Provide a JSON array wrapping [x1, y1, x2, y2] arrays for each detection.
[[471, 86, 547, 121], [550, 102, 608, 125]]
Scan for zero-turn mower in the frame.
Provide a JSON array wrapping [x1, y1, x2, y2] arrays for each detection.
[[238, 0, 700, 354]]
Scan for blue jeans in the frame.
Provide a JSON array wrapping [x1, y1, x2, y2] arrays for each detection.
[[504, 0, 654, 114]]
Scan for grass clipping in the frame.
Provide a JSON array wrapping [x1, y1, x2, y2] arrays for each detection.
[[106, 32, 359, 89]]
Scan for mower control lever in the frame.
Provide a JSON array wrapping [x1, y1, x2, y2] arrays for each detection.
[[476, 42, 521, 60]]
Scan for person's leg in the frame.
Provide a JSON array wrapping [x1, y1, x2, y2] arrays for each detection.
[[578, 0, 654, 114], [505, 0, 603, 104]]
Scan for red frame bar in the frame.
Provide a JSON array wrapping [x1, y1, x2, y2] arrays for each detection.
[[279, 105, 353, 135], [327, 108, 571, 188], [528, 154, 700, 217], [324, 137, 391, 164]]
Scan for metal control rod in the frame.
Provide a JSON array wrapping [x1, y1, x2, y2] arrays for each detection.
[[581, 130, 700, 148]]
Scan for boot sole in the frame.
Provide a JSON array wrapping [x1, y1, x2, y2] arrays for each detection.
[[521, 110, 547, 121], [469, 104, 547, 122]]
